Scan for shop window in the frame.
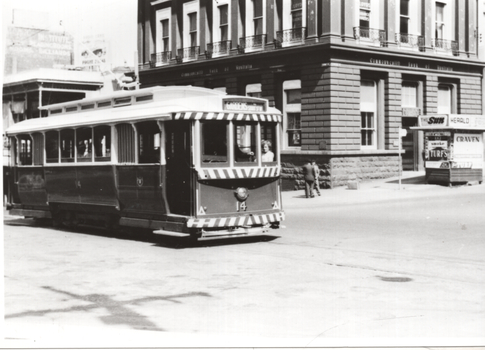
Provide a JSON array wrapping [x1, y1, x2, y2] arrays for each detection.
[[46, 131, 59, 163], [76, 128, 93, 162], [283, 80, 301, 149], [94, 126, 111, 162], [18, 135, 32, 166], [60, 129, 75, 163], [201, 121, 228, 164], [138, 121, 161, 164], [360, 80, 377, 149]]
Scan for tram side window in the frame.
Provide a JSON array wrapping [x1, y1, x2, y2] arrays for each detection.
[[94, 126, 111, 162], [60, 129, 75, 163], [32, 133, 44, 165], [76, 128, 93, 162], [234, 122, 256, 164], [201, 121, 228, 163], [116, 124, 135, 163], [18, 135, 33, 165], [260, 122, 277, 163], [137, 121, 161, 163], [46, 131, 59, 163]]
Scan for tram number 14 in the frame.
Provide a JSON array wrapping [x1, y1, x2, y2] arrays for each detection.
[[237, 201, 247, 212]]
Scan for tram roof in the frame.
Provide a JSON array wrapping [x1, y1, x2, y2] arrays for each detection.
[[6, 86, 282, 135]]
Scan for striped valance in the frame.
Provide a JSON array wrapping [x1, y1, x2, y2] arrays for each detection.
[[197, 166, 280, 180], [173, 111, 282, 123], [187, 211, 285, 228]]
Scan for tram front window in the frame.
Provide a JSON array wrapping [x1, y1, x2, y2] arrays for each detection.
[[201, 121, 228, 164], [234, 122, 256, 164]]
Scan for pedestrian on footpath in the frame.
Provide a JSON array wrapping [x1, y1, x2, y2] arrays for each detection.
[[302, 160, 315, 198], [312, 160, 321, 196]]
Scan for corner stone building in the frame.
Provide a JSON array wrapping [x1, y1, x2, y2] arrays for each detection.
[[137, 0, 485, 190]]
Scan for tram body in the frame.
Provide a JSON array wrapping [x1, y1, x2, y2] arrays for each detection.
[[5, 86, 284, 240]]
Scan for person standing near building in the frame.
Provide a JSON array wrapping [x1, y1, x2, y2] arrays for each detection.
[[312, 160, 321, 196], [302, 160, 315, 198]]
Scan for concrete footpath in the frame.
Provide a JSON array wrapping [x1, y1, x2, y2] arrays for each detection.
[[282, 171, 484, 208]]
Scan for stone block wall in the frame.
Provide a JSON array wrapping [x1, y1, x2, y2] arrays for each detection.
[[460, 77, 482, 114], [281, 153, 399, 190]]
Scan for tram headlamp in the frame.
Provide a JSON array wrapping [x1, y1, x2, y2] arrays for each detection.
[[234, 187, 249, 201]]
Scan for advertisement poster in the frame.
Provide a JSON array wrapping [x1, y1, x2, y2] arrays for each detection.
[[424, 131, 451, 168], [452, 133, 484, 169]]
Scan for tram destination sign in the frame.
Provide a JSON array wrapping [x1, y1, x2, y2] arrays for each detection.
[[223, 99, 265, 112]]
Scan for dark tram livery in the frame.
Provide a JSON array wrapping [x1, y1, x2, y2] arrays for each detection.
[[5, 86, 285, 240]]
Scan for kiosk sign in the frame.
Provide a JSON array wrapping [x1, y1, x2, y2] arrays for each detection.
[[452, 133, 483, 169], [424, 131, 451, 168]]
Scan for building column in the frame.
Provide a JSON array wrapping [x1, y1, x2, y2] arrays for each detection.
[[199, 0, 212, 58], [341, 0, 356, 43], [266, 0, 276, 44], [466, 0, 478, 58], [422, 0, 434, 52], [424, 75, 438, 114], [320, 0, 341, 44], [384, 0, 397, 48], [455, 0, 468, 57]]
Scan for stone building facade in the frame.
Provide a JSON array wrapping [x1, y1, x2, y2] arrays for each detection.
[[137, 0, 485, 189]]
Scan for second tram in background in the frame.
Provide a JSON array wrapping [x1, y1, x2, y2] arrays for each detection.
[[5, 86, 285, 240]]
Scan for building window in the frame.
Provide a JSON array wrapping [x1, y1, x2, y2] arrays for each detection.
[[400, 0, 410, 34], [188, 12, 198, 47], [283, 80, 301, 149], [437, 84, 454, 114], [246, 83, 262, 98], [161, 19, 170, 51], [402, 82, 418, 107], [291, 0, 302, 28], [219, 4, 228, 41], [360, 0, 371, 28], [360, 80, 377, 149], [435, 2, 445, 39], [253, 0, 263, 35]]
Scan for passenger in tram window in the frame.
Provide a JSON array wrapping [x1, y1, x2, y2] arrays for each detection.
[[261, 140, 274, 162]]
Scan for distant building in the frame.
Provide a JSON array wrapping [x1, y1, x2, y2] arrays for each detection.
[[3, 9, 74, 76], [137, 0, 485, 189]]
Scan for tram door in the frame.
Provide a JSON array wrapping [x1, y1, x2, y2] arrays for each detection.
[[165, 121, 192, 215]]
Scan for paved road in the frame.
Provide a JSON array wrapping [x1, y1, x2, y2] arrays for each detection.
[[2, 173, 485, 348]]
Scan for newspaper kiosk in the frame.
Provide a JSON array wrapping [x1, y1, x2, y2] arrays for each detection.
[[412, 115, 485, 186]]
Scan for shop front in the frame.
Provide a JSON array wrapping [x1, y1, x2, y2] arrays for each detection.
[[412, 115, 485, 186]]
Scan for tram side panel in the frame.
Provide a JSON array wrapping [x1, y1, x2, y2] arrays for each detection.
[[116, 165, 168, 217], [13, 166, 49, 212]]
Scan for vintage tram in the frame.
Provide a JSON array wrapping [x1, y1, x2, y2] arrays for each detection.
[[5, 86, 285, 240]]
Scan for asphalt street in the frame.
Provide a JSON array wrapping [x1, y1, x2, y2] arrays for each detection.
[[2, 172, 485, 348]]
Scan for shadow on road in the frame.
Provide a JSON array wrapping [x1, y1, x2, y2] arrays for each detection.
[[385, 175, 426, 185], [3, 217, 279, 249]]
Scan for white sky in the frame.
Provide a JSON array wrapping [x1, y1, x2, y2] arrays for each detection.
[[2, 0, 137, 68]]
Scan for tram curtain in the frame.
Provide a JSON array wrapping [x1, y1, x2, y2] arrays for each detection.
[[117, 124, 135, 163]]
